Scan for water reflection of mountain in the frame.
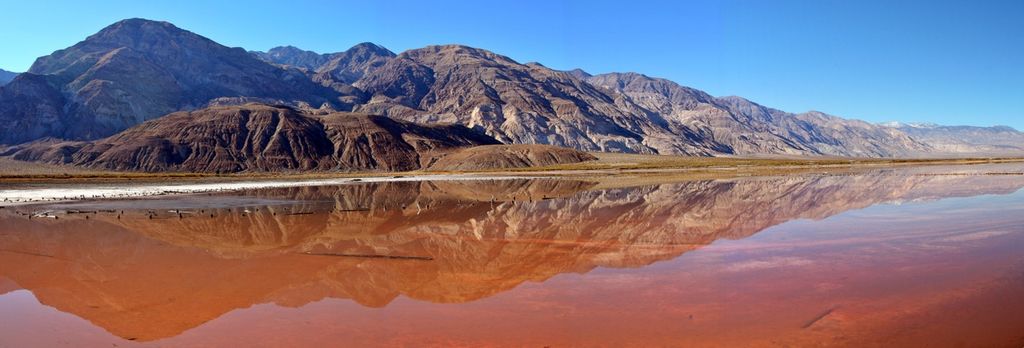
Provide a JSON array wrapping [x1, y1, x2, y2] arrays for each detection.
[[0, 170, 1022, 341]]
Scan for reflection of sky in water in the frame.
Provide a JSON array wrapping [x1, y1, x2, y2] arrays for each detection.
[[763, 189, 1017, 241]]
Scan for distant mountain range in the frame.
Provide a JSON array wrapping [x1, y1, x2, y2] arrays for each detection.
[[880, 122, 1024, 154], [0, 18, 1020, 170]]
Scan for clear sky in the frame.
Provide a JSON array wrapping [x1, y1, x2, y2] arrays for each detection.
[[1, 0, 1021, 128]]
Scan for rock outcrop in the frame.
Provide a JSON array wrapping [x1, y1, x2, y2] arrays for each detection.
[[10, 104, 499, 172]]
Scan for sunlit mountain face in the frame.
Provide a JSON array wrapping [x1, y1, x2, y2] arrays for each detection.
[[1, 164, 1024, 346]]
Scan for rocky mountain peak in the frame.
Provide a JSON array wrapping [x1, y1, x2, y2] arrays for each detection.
[[565, 68, 592, 79], [344, 42, 396, 58], [716, 95, 754, 104], [311, 42, 396, 85], [91, 18, 180, 40], [29, 18, 223, 76], [324, 42, 396, 69], [253, 42, 396, 73], [588, 72, 718, 111], [589, 72, 704, 95], [3, 18, 346, 144], [253, 45, 328, 70], [399, 44, 520, 66]]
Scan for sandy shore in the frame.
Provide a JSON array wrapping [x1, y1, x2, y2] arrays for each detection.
[[0, 173, 537, 207]]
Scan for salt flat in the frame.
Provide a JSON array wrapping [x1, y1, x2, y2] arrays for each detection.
[[0, 174, 535, 207]]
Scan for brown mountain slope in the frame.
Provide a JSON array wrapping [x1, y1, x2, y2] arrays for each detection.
[[353, 45, 667, 153], [9, 104, 496, 172], [349, 45, 929, 157], [7, 104, 595, 173]]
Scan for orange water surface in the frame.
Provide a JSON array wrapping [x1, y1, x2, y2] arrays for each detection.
[[1, 165, 1023, 347]]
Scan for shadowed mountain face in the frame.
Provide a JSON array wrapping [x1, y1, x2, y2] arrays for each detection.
[[251, 46, 330, 70], [0, 19, 348, 144], [252, 43, 396, 85], [1, 169, 1022, 341], [0, 69, 16, 86], [0, 18, 956, 157]]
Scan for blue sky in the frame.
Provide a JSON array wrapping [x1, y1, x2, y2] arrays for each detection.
[[1, 0, 1021, 128]]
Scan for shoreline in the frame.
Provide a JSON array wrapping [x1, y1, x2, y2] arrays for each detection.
[[2, 157, 1023, 207], [1, 156, 1021, 182], [0, 173, 540, 207]]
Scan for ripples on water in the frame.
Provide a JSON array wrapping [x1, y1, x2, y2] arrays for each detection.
[[1, 164, 1023, 347]]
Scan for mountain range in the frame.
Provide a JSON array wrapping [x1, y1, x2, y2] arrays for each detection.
[[0, 18, 1020, 172], [881, 122, 1024, 154], [6, 103, 595, 173]]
